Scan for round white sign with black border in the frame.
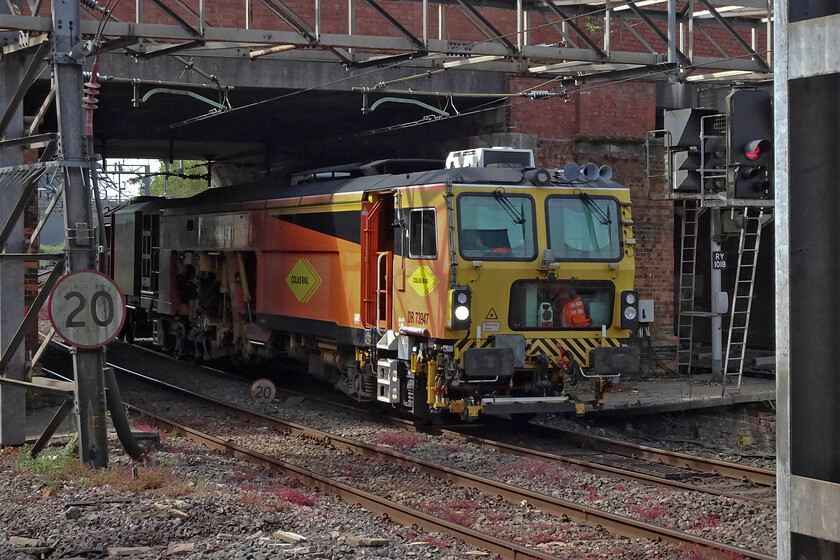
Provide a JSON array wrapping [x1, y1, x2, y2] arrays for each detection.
[[48, 270, 126, 349], [249, 378, 277, 403]]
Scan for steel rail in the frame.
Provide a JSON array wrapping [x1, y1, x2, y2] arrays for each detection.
[[524, 424, 777, 487], [263, 388, 776, 501], [126, 404, 555, 560], [111, 364, 775, 560], [227, 373, 777, 491], [432, 427, 775, 506]]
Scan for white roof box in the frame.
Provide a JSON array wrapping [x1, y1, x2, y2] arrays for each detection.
[[445, 147, 535, 169]]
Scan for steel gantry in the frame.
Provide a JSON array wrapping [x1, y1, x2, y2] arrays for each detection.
[[1, 1, 773, 83]]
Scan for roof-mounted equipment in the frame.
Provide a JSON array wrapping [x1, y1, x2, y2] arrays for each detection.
[[445, 147, 535, 169]]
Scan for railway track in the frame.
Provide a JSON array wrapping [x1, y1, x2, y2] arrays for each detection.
[[268, 388, 776, 505], [427, 423, 776, 505], [41, 339, 776, 558], [102, 362, 771, 559], [127, 403, 556, 560], [526, 424, 776, 487], [117, 343, 778, 504]]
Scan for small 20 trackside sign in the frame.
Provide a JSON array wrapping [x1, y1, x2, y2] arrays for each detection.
[[48, 270, 126, 349]]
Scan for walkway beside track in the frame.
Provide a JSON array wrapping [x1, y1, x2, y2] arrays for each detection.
[[562, 373, 775, 418]]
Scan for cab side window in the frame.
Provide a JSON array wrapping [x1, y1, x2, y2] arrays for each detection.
[[408, 209, 436, 258]]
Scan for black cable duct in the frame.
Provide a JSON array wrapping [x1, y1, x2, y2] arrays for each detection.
[[104, 365, 147, 461]]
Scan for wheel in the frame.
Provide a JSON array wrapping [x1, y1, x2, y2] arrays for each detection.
[[171, 322, 188, 360]]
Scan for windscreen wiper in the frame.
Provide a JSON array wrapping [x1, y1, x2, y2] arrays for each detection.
[[576, 190, 611, 225], [493, 188, 526, 224]]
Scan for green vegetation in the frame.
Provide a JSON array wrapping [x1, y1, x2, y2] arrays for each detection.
[[11, 444, 191, 495], [40, 241, 65, 254], [134, 160, 210, 199], [13, 443, 78, 478], [39, 240, 65, 267]]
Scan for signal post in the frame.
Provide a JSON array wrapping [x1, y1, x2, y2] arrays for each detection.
[[664, 89, 773, 382]]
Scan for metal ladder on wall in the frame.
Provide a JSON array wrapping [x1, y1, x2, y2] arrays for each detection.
[[676, 200, 700, 373], [722, 207, 768, 391]]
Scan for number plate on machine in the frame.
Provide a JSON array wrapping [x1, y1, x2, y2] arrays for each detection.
[[48, 270, 126, 349]]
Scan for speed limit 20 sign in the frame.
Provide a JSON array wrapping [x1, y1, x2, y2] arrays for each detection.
[[48, 270, 126, 349]]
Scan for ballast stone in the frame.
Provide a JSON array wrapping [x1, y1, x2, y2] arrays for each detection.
[[346, 536, 389, 547]]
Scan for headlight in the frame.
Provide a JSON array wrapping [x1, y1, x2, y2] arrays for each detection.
[[620, 290, 639, 330], [450, 286, 472, 330]]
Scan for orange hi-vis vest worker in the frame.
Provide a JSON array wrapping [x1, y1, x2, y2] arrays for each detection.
[[564, 296, 591, 327]]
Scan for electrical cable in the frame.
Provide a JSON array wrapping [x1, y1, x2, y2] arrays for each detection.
[[337, 47, 770, 141]]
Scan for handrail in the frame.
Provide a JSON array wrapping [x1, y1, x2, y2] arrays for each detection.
[[375, 251, 387, 336]]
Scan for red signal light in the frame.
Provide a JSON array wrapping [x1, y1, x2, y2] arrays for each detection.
[[744, 139, 771, 161]]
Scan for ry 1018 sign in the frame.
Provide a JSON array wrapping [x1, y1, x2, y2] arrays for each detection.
[[713, 251, 727, 270], [49, 270, 126, 349]]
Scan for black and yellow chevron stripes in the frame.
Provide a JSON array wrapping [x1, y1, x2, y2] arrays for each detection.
[[456, 338, 493, 351], [558, 337, 620, 366], [454, 337, 622, 367]]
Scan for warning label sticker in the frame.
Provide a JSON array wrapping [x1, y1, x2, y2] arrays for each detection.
[[285, 259, 323, 302], [485, 308, 499, 320], [408, 265, 439, 297]]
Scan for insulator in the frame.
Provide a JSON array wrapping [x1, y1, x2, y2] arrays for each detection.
[[82, 81, 100, 110], [80, 0, 106, 12], [528, 90, 551, 100]]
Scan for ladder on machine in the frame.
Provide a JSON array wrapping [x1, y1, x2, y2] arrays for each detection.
[[722, 207, 768, 392], [676, 200, 700, 373]]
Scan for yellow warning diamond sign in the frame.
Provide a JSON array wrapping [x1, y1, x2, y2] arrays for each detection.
[[285, 259, 323, 303], [408, 265, 439, 297]]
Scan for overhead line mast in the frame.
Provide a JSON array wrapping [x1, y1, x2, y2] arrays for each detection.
[[52, 0, 110, 468]]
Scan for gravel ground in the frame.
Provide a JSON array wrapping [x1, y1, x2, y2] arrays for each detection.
[[0, 435, 492, 560], [18, 343, 775, 559], [110, 356, 776, 558]]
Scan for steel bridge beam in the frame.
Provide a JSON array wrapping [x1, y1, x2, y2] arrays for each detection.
[[0, 10, 772, 75], [0, 5, 26, 446]]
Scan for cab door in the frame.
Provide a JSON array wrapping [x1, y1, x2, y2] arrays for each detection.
[[360, 192, 395, 331]]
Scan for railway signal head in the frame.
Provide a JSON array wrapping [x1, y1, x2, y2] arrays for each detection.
[[727, 89, 773, 166], [727, 89, 773, 198], [664, 107, 727, 192], [735, 165, 770, 198]]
